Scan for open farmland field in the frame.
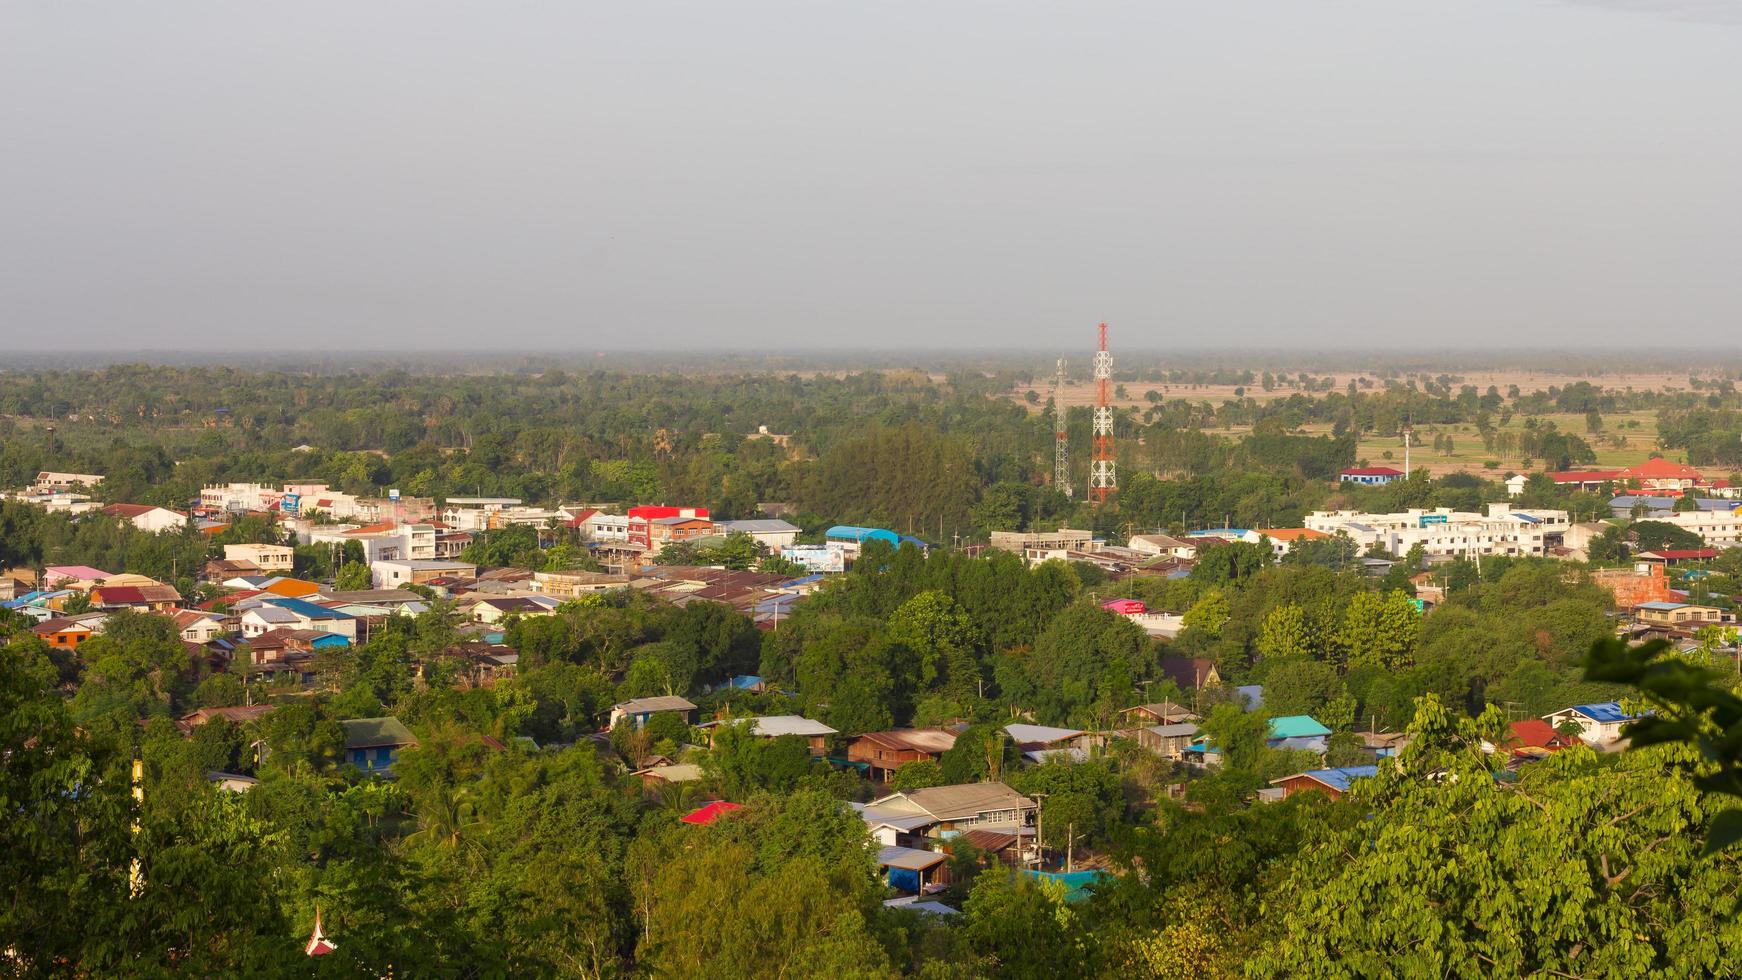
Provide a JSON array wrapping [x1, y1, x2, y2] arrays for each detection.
[[1011, 368, 1708, 414], [1303, 411, 1671, 478]]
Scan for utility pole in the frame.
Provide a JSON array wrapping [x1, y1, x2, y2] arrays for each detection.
[[1030, 792, 1047, 869]]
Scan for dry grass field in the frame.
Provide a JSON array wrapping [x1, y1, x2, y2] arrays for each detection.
[[1011, 369, 1700, 414], [1008, 369, 1715, 479]]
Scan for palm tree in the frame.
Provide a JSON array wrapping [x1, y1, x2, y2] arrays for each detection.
[[405, 785, 485, 854]]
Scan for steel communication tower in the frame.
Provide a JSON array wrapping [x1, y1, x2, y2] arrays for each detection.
[[1089, 322, 1116, 503], [1053, 358, 1072, 499]]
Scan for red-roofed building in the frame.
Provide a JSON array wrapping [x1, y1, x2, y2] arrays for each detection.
[[680, 800, 743, 825], [1243, 527, 1331, 558], [101, 503, 188, 533], [1624, 457, 1704, 491], [1503, 719, 1580, 754], [1552, 458, 1712, 494], [89, 583, 183, 612]]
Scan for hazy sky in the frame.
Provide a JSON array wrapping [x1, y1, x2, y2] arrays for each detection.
[[3, 1, 1740, 351]]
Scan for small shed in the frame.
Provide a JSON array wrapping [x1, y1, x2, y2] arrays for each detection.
[[877, 845, 948, 893]]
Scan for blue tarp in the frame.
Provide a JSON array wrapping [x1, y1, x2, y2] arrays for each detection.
[[1020, 869, 1112, 902]]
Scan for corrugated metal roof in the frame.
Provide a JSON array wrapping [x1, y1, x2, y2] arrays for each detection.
[[1276, 765, 1378, 793], [876, 845, 947, 871], [1004, 723, 1083, 745], [1268, 715, 1332, 739], [1567, 702, 1633, 724]]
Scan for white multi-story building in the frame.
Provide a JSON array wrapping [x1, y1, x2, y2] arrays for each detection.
[[304, 523, 438, 563], [1652, 509, 1742, 549], [33, 472, 104, 492], [581, 512, 630, 542], [440, 497, 563, 531], [200, 482, 283, 515], [1305, 503, 1570, 560]]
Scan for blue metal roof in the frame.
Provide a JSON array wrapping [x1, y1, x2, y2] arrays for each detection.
[[1300, 765, 1379, 793], [1612, 495, 1741, 514], [825, 525, 901, 544], [263, 596, 355, 620], [1572, 702, 1632, 723], [1636, 601, 1686, 611], [1609, 495, 1670, 509], [1510, 513, 1541, 524]]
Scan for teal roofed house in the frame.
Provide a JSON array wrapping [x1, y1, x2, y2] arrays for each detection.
[[1188, 714, 1333, 764], [342, 716, 417, 774], [1267, 715, 1332, 752]]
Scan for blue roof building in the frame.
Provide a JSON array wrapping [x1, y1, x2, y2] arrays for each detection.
[[1271, 765, 1379, 799], [1544, 701, 1645, 745], [825, 526, 902, 546]]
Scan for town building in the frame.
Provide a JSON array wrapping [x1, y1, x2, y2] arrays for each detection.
[[714, 518, 801, 550], [88, 583, 183, 612], [701, 715, 838, 755], [637, 516, 716, 557], [32, 614, 106, 650], [341, 717, 417, 773], [33, 471, 104, 492], [1269, 765, 1379, 801], [989, 528, 1097, 554], [1305, 503, 1569, 560], [371, 559, 478, 590], [580, 511, 630, 542], [1135, 722, 1200, 761], [199, 482, 283, 515], [846, 728, 960, 782], [1126, 533, 1198, 560], [1338, 467, 1404, 486], [1242, 527, 1331, 558], [224, 543, 295, 572], [101, 503, 188, 534], [532, 569, 631, 597], [865, 782, 1039, 836], [1544, 702, 1642, 745], [608, 696, 698, 729], [1631, 601, 1734, 629]]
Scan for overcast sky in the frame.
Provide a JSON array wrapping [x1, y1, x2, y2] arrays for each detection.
[[3, 1, 1740, 352]]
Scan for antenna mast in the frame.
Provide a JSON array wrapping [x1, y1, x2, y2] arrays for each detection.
[[1089, 322, 1117, 504], [1053, 358, 1072, 499]]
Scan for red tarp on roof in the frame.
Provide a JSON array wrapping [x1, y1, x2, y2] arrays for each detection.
[[680, 800, 743, 825]]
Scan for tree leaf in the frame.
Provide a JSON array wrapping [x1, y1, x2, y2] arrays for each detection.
[[1701, 808, 1742, 857]]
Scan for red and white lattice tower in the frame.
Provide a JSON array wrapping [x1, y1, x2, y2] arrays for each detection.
[[1053, 358, 1072, 499], [1089, 322, 1116, 504]]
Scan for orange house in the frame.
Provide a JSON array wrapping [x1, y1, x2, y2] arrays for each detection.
[[33, 616, 101, 650]]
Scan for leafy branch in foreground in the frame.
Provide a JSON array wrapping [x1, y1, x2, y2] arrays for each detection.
[[1585, 635, 1742, 853]]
